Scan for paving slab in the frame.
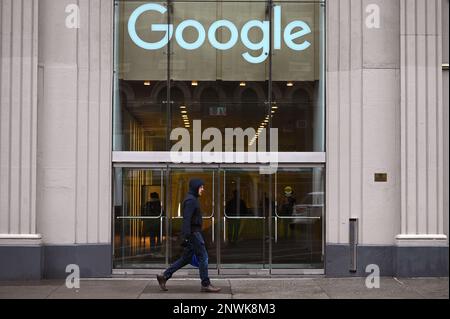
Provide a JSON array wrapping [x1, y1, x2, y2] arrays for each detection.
[[0, 277, 447, 299], [0, 280, 65, 286], [230, 279, 329, 299], [47, 279, 148, 299], [0, 284, 61, 299], [139, 279, 232, 299], [315, 277, 424, 299], [396, 278, 449, 299]]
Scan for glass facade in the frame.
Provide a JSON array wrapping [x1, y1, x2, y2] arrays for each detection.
[[112, 0, 326, 271], [113, 0, 325, 152], [113, 167, 324, 269]]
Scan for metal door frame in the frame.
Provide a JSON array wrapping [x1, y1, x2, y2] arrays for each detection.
[[112, 163, 325, 275]]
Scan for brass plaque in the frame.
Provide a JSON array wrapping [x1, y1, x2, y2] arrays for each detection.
[[374, 173, 388, 182]]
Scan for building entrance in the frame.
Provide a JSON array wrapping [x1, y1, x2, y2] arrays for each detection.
[[113, 166, 324, 273], [112, 0, 326, 275]]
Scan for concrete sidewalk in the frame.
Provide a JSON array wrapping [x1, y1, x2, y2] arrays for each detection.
[[0, 277, 448, 299]]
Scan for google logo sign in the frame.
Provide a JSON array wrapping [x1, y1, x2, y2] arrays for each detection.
[[128, 3, 312, 64]]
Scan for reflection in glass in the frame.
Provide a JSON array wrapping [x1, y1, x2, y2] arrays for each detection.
[[113, 168, 165, 268], [222, 170, 270, 267], [273, 168, 324, 267]]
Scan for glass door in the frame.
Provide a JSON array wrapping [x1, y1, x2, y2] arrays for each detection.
[[168, 168, 218, 268], [113, 168, 166, 268], [113, 166, 324, 271], [220, 169, 271, 269], [271, 168, 324, 269], [219, 167, 324, 271]]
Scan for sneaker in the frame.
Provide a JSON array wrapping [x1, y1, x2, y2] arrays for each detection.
[[156, 274, 168, 291], [201, 284, 221, 293]]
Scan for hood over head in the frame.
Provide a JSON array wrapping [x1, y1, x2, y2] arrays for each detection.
[[189, 179, 205, 197]]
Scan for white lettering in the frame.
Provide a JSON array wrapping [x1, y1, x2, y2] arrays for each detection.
[[365, 264, 380, 289], [365, 4, 381, 29], [240, 20, 270, 64], [127, 4, 312, 64], [65, 4, 80, 29], [128, 3, 173, 50], [65, 264, 80, 289], [284, 21, 311, 51], [208, 20, 239, 50], [175, 20, 206, 50], [173, 303, 208, 317]]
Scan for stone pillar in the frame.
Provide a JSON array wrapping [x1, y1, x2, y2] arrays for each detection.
[[0, 0, 42, 280], [396, 0, 448, 276], [37, 0, 113, 278], [326, 0, 401, 276]]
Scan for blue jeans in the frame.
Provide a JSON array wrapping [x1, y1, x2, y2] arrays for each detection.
[[163, 232, 210, 287]]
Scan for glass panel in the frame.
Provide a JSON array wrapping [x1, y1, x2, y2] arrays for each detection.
[[114, 0, 325, 153], [170, 1, 269, 152], [221, 169, 270, 267], [168, 169, 217, 266], [114, 1, 169, 151], [113, 168, 166, 268], [112, 0, 326, 271], [272, 167, 324, 268], [271, 1, 325, 152]]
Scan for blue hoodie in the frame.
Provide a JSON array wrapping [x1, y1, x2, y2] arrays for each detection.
[[181, 179, 205, 239]]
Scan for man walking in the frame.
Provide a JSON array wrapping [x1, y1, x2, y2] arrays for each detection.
[[157, 179, 221, 293]]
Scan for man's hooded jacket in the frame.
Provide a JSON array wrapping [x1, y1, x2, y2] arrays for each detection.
[[181, 179, 204, 239]]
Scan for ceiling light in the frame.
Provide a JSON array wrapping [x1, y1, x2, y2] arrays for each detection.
[[181, 110, 187, 114], [287, 82, 294, 87], [239, 82, 246, 87], [144, 81, 151, 86], [191, 81, 198, 86], [180, 105, 186, 109], [271, 106, 278, 110]]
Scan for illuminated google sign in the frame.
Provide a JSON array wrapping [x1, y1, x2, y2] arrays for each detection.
[[128, 3, 312, 64]]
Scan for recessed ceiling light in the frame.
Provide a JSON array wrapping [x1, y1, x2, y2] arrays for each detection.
[[144, 81, 151, 86], [287, 82, 294, 87], [240, 82, 246, 87], [191, 81, 198, 86]]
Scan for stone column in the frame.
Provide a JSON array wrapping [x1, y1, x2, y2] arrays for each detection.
[[0, 0, 42, 280], [326, 0, 401, 276], [396, 0, 448, 276], [37, 0, 113, 278]]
